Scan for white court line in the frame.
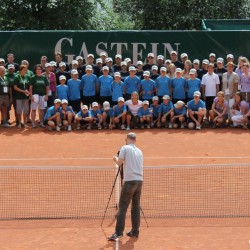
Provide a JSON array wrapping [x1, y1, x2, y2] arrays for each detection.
[[0, 156, 250, 160]]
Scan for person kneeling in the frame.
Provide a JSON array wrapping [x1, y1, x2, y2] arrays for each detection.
[[137, 100, 152, 128], [60, 99, 75, 131], [74, 105, 93, 130], [171, 100, 186, 128]]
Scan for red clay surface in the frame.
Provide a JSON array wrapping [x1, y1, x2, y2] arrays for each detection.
[[0, 126, 250, 249]]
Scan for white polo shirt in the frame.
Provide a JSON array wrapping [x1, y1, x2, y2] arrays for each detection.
[[124, 100, 142, 116], [201, 72, 220, 96]]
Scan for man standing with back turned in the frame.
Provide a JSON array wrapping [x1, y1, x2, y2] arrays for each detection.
[[108, 132, 143, 241]]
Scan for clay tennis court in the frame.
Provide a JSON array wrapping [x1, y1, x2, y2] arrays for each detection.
[[0, 126, 250, 249]]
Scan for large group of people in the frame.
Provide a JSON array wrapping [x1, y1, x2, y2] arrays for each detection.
[[0, 50, 250, 132]]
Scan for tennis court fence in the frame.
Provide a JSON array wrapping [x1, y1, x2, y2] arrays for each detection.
[[1, 164, 250, 224]]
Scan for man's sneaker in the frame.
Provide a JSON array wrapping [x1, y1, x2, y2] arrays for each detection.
[[126, 126, 130, 131], [68, 125, 72, 131], [150, 122, 154, 128], [32, 123, 37, 128], [168, 123, 173, 129], [18, 123, 22, 129], [126, 231, 139, 238], [24, 124, 29, 129], [87, 125, 91, 130], [146, 124, 150, 129], [56, 126, 60, 132], [121, 124, 125, 130], [3, 123, 11, 128], [180, 123, 185, 129], [58, 123, 62, 127], [76, 124, 81, 130], [40, 124, 46, 128], [196, 125, 201, 130], [107, 233, 123, 241], [98, 124, 102, 130]]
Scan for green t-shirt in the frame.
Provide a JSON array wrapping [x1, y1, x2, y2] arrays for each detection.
[[26, 69, 34, 78], [14, 74, 31, 100], [31, 75, 49, 96], [5, 72, 16, 97], [0, 75, 10, 96]]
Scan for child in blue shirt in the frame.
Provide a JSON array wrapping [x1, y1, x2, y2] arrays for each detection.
[[137, 100, 152, 128]]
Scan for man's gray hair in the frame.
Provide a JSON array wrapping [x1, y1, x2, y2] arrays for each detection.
[[127, 132, 136, 140]]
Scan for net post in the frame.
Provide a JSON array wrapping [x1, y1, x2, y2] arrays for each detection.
[[115, 164, 120, 209]]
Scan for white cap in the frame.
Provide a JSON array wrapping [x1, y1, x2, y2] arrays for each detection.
[[86, 65, 93, 71], [174, 100, 185, 108], [227, 54, 234, 59], [165, 59, 171, 64], [54, 99, 61, 104], [209, 53, 216, 57], [105, 57, 113, 63], [71, 60, 78, 65], [193, 91, 201, 97], [193, 59, 200, 64], [0, 58, 5, 63], [59, 75, 66, 81], [59, 62, 66, 67], [142, 100, 149, 105], [50, 61, 57, 67], [151, 65, 158, 71], [152, 96, 159, 101], [147, 53, 154, 58], [180, 53, 188, 59], [8, 64, 15, 69], [92, 102, 99, 107], [136, 61, 143, 65], [217, 57, 224, 63], [160, 67, 167, 72], [124, 58, 131, 63], [175, 68, 182, 73], [170, 50, 177, 55], [121, 61, 127, 66], [100, 51, 107, 57], [114, 72, 121, 77], [189, 69, 197, 75], [115, 54, 122, 59], [45, 63, 51, 68], [96, 58, 102, 64], [163, 95, 170, 100], [118, 97, 125, 102], [103, 101, 110, 110], [157, 55, 164, 60], [202, 59, 209, 65], [82, 104, 88, 110], [143, 71, 150, 76], [87, 54, 94, 58], [61, 99, 68, 104], [71, 69, 78, 75], [76, 56, 83, 60], [102, 66, 109, 71], [129, 66, 136, 71]]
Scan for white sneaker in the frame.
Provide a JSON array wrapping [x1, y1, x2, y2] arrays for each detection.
[[126, 126, 130, 131], [121, 124, 125, 130], [169, 123, 173, 129], [196, 125, 201, 130], [147, 124, 150, 129], [56, 126, 61, 132], [180, 124, 185, 129], [18, 123, 22, 129], [68, 125, 72, 131], [76, 124, 81, 130]]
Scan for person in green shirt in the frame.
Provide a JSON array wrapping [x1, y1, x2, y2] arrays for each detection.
[[29, 64, 49, 128], [14, 65, 31, 129], [0, 66, 12, 127]]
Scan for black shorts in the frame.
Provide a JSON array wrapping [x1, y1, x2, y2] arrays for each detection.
[[205, 96, 215, 110], [99, 96, 112, 106], [69, 99, 81, 113], [82, 96, 97, 108]]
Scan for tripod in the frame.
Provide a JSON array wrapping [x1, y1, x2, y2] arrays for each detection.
[[101, 162, 148, 227]]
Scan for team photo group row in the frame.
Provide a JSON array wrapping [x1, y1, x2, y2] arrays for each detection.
[[0, 51, 249, 131]]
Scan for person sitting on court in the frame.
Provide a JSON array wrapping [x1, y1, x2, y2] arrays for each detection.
[[209, 91, 228, 129], [158, 95, 174, 128], [124, 91, 142, 130], [60, 99, 75, 131], [74, 104, 93, 130], [44, 98, 62, 132], [171, 100, 187, 129], [90, 101, 102, 129], [113, 97, 127, 130], [137, 100, 152, 129], [102, 101, 114, 129], [150, 96, 161, 128], [187, 91, 206, 130]]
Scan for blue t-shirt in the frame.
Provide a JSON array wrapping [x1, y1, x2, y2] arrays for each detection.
[[187, 99, 206, 111], [111, 81, 125, 102], [90, 109, 101, 118], [81, 74, 98, 96], [186, 78, 201, 98], [56, 84, 69, 100], [76, 110, 91, 118], [44, 106, 61, 121], [159, 101, 174, 114], [113, 104, 127, 116], [98, 75, 113, 96], [171, 77, 187, 99], [124, 76, 141, 94], [173, 106, 187, 116], [68, 79, 81, 100], [101, 108, 114, 118], [150, 103, 160, 118], [140, 79, 156, 100], [155, 75, 171, 96], [137, 107, 151, 117]]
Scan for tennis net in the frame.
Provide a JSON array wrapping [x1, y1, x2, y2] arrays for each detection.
[[0, 164, 250, 223]]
